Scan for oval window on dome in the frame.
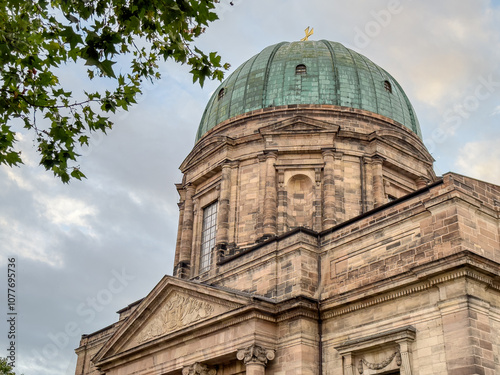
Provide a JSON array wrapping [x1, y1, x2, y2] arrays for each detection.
[[217, 88, 225, 101], [384, 80, 392, 93], [295, 64, 307, 75]]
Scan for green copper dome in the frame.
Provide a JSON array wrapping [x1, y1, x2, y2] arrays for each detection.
[[196, 40, 421, 141]]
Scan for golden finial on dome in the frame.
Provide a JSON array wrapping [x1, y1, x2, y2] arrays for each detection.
[[301, 26, 314, 41]]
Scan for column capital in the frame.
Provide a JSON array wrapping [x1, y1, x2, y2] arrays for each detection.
[[263, 150, 278, 159], [322, 148, 335, 157], [237, 344, 275, 366], [371, 155, 385, 165], [182, 362, 217, 375], [221, 159, 238, 169], [415, 176, 429, 189], [173, 261, 190, 278], [362, 156, 372, 164], [185, 183, 196, 193]]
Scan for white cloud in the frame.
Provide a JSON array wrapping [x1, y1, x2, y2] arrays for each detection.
[[0, 216, 64, 267], [37, 195, 98, 234], [364, 0, 500, 109], [5, 167, 33, 190], [455, 140, 500, 185], [492, 105, 500, 116]]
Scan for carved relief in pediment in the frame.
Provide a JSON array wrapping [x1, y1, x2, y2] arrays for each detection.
[[128, 291, 231, 347]]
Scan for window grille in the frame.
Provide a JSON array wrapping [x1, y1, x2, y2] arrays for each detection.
[[384, 80, 392, 93], [200, 201, 218, 273], [295, 64, 307, 75]]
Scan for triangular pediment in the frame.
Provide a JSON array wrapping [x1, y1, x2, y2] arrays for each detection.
[[259, 116, 340, 135], [369, 129, 434, 164], [124, 289, 232, 349], [93, 276, 250, 363]]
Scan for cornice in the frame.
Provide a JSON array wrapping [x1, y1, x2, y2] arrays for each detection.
[[95, 304, 277, 370], [321, 252, 500, 319]]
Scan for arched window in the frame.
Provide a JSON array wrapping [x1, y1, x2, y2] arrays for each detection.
[[384, 80, 392, 93], [217, 88, 225, 100], [295, 64, 307, 75]]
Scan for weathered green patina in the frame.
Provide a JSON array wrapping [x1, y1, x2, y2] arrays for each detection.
[[196, 40, 421, 141]]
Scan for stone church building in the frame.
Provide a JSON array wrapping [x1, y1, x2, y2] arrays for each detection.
[[75, 40, 500, 375]]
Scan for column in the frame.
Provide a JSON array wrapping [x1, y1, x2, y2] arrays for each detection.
[[237, 345, 275, 375], [263, 151, 278, 238], [228, 162, 239, 245], [178, 183, 195, 278], [174, 183, 185, 268], [372, 156, 385, 208], [216, 163, 232, 248], [174, 201, 184, 266], [322, 149, 336, 229]]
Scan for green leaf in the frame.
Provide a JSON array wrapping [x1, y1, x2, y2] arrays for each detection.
[[70, 167, 86, 180], [64, 13, 79, 24], [0, 0, 228, 182], [98, 60, 117, 78]]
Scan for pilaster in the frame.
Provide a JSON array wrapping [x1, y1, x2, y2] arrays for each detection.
[[277, 168, 287, 234], [363, 156, 374, 211], [372, 156, 385, 208], [322, 149, 336, 229], [262, 151, 278, 239], [343, 353, 355, 375], [334, 152, 345, 223]]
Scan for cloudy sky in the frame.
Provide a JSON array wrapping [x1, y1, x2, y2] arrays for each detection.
[[1, 1, 500, 374]]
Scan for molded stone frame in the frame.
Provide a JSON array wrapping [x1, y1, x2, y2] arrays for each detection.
[[335, 326, 416, 375]]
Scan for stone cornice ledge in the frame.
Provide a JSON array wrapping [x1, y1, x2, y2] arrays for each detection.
[[322, 251, 500, 319], [95, 304, 277, 370], [335, 326, 416, 354]]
